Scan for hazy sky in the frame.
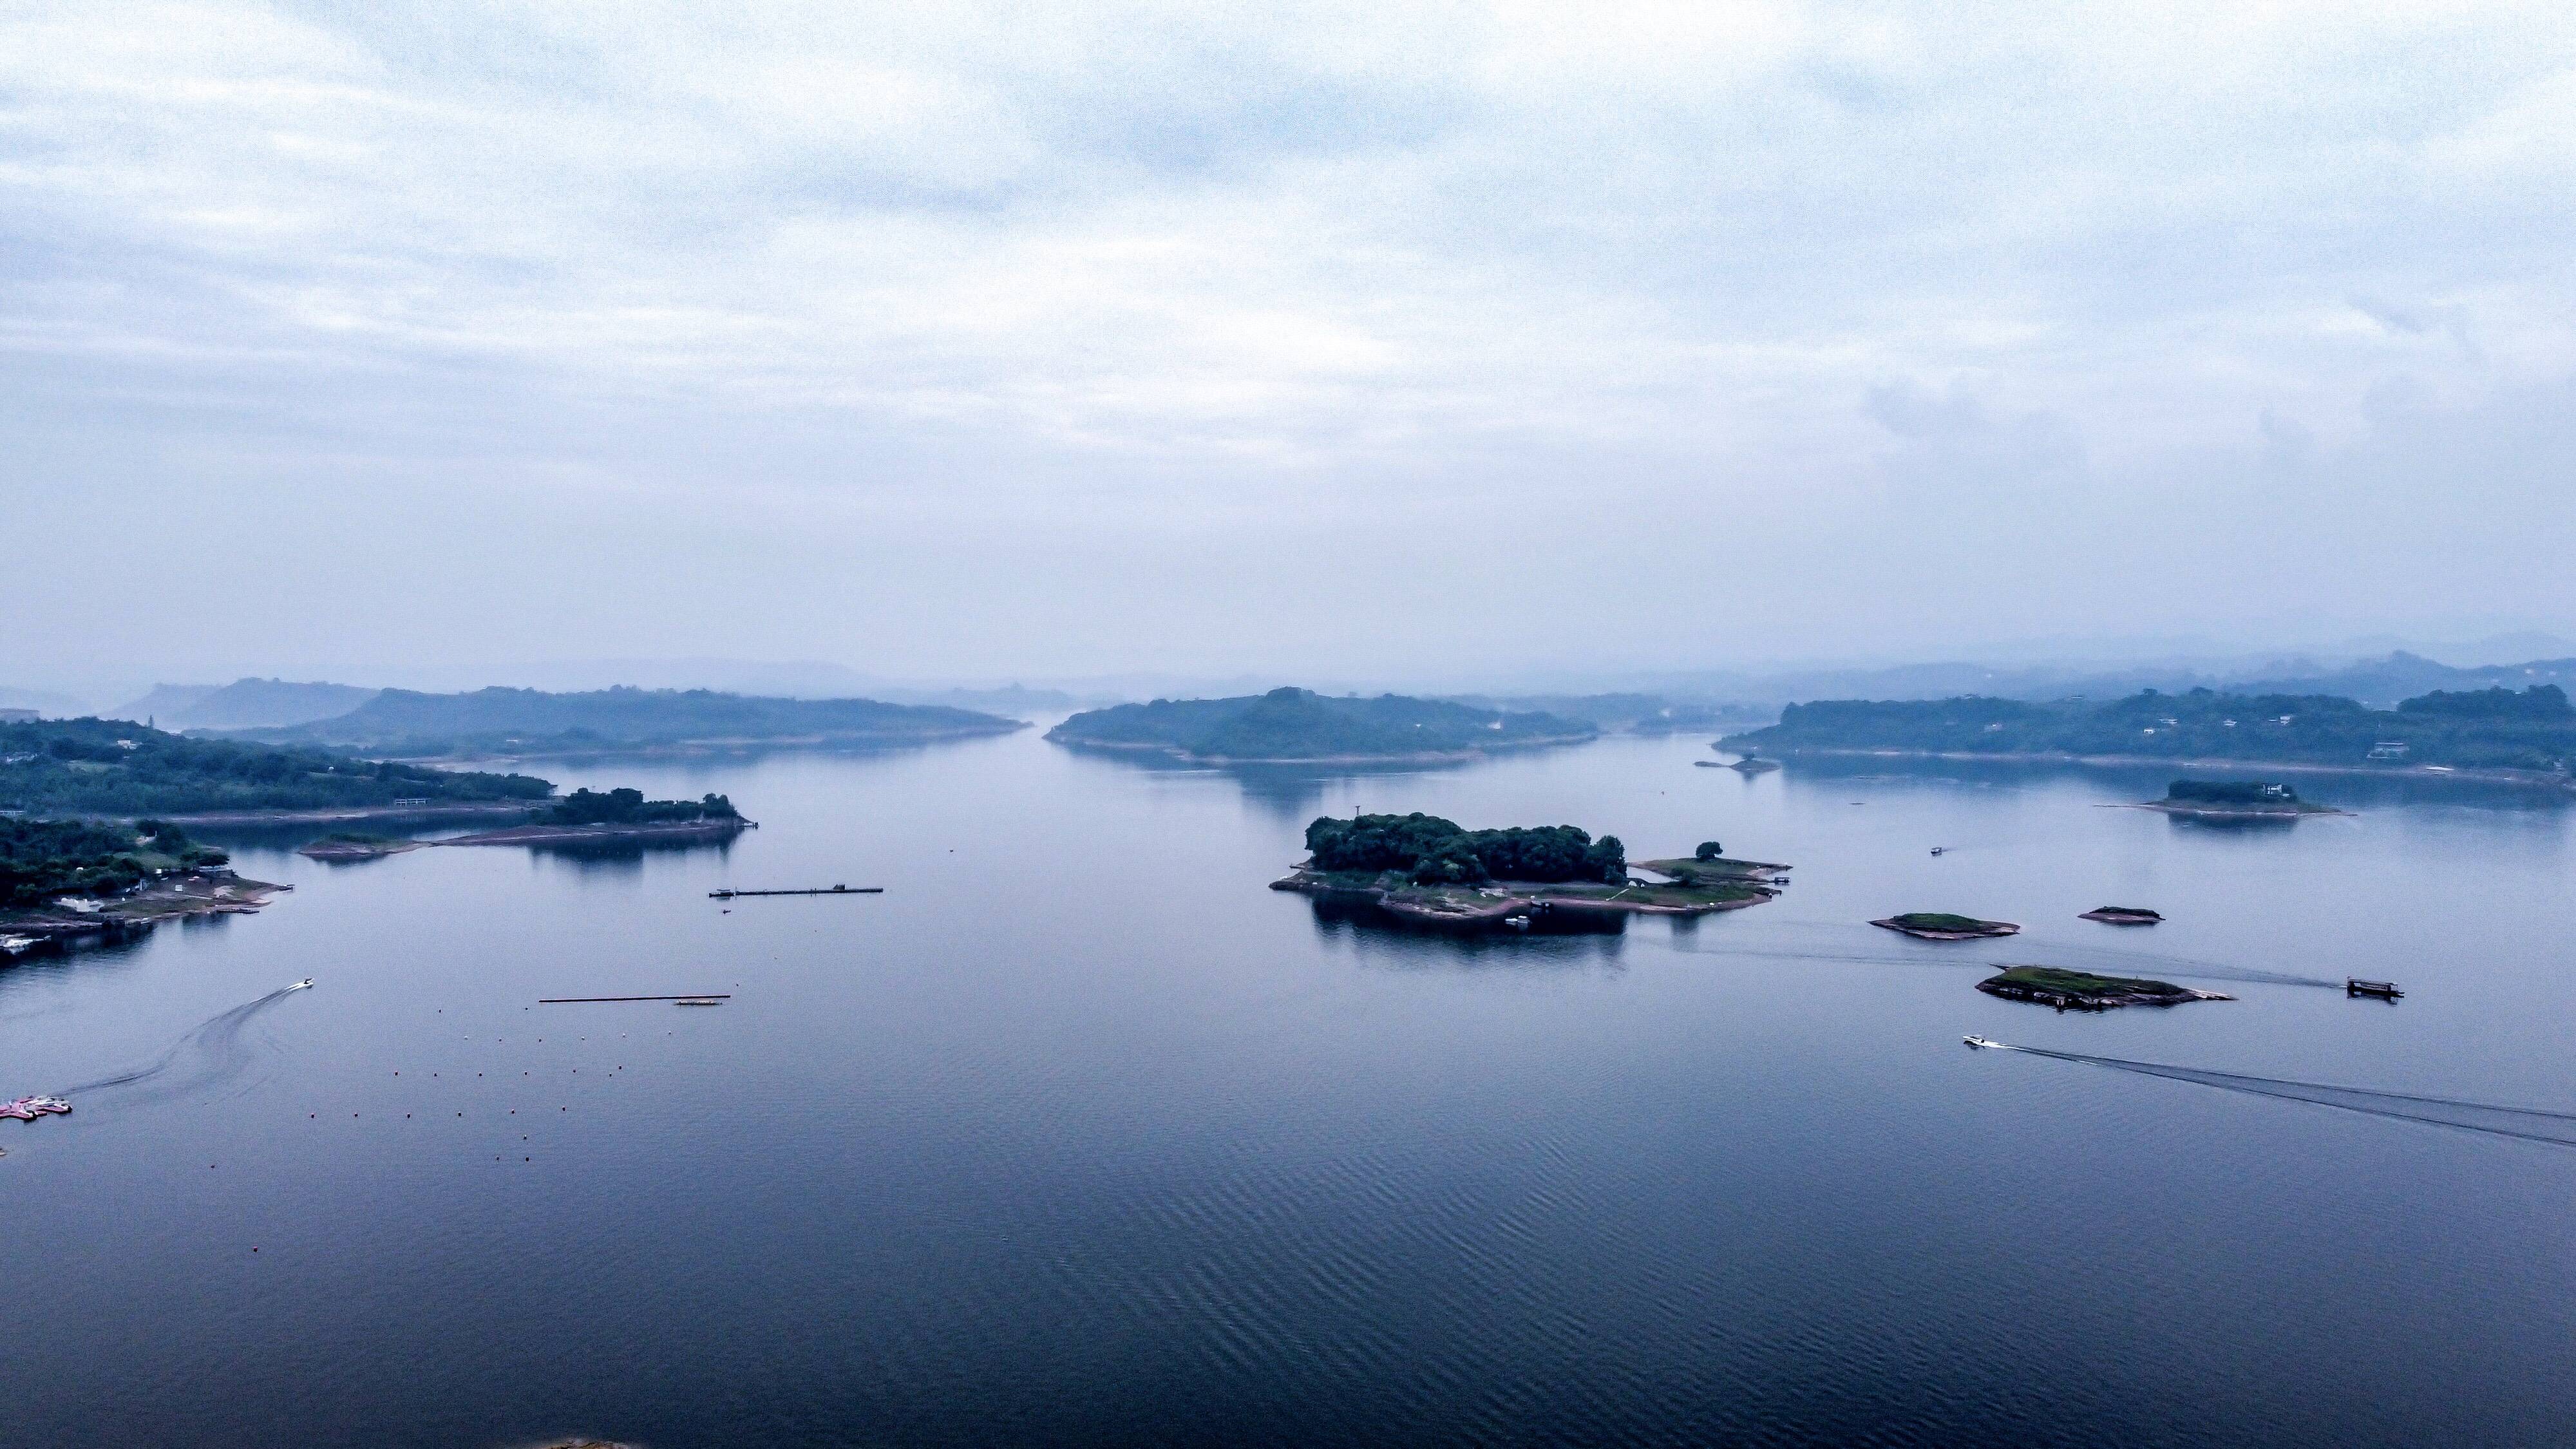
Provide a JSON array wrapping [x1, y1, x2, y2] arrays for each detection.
[[5, 1, 2573, 690]]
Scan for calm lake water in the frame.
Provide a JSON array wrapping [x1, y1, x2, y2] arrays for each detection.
[[6, 730, 2575, 1448]]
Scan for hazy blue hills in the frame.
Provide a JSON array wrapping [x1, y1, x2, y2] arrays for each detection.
[[118, 678, 383, 732], [232, 686, 1024, 757], [1048, 687, 1598, 762], [0, 717, 551, 817], [1728, 685, 2576, 775]]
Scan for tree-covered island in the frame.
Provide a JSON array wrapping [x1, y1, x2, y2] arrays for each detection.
[[2141, 781, 2344, 817], [1051, 687, 1597, 764], [1272, 812, 1788, 926], [1724, 685, 2576, 783]]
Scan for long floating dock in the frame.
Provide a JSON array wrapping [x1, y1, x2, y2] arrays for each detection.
[[710, 886, 882, 898], [538, 994, 734, 1003]]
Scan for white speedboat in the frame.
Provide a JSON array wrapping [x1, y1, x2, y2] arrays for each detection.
[[1962, 1036, 2005, 1050], [288, 979, 314, 990]]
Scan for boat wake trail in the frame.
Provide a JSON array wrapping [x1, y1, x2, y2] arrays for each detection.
[[1986, 1043, 2576, 1148], [1662, 938, 2337, 990], [56, 984, 307, 1103]]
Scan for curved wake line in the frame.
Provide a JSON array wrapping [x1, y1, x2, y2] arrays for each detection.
[[1661, 940, 2338, 990], [53, 985, 305, 1099], [1987, 1043, 2576, 1148]]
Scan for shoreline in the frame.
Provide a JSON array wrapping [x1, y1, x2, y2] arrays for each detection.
[[135, 801, 543, 828], [441, 818, 755, 847], [1271, 866, 1780, 924], [1, 873, 289, 956], [2121, 801, 2350, 819], [360, 723, 1026, 766], [1748, 746, 2576, 793]]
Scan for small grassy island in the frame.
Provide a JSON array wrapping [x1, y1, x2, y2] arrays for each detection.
[[2142, 780, 2344, 818], [2079, 906, 2163, 925], [444, 789, 750, 847], [1872, 912, 2020, 940], [1977, 965, 2230, 1010], [2, 818, 283, 954], [1271, 813, 1788, 927], [1051, 687, 1596, 764]]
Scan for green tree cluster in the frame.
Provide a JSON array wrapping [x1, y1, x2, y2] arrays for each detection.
[[546, 788, 741, 825], [1304, 812, 1627, 886], [0, 817, 227, 907]]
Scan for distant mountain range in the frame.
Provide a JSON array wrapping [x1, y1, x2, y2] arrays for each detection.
[[227, 685, 1023, 757], [116, 678, 383, 731]]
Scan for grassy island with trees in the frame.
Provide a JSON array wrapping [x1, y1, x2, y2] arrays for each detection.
[[1274, 811, 1787, 926], [1051, 687, 1597, 764]]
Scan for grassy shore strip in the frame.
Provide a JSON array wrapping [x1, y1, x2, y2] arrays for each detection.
[[1976, 965, 2230, 1010], [441, 818, 752, 847], [296, 833, 428, 860], [1753, 745, 2574, 792], [140, 801, 544, 828], [1636, 855, 1793, 885]]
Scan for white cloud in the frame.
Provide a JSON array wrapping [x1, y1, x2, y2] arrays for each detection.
[[3, 0, 2573, 675]]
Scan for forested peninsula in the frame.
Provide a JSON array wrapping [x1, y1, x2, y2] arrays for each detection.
[[1, 717, 551, 819], [1725, 685, 2576, 782], [2, 818, 283, 952], [1050, 687, 1596, 763]]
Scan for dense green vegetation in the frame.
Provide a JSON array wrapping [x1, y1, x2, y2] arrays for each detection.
[[1728, 685, 2576, 773], [240, 685, 1019, 755], [1305, 812, 1626, 885], [1052, 687, 1595, 761], [1, 818, 227, 907], [545, 788, 741, 826], [1979, 965, 2192, 1003], [0, 718, 553, 815], [1888, 913, 1996, 932]]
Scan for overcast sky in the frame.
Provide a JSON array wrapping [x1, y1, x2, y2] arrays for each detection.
[[5, 1, 2573, 692]]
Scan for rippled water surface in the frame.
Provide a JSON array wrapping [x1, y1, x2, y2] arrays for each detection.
[[6, 733, 2575, 1448]]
